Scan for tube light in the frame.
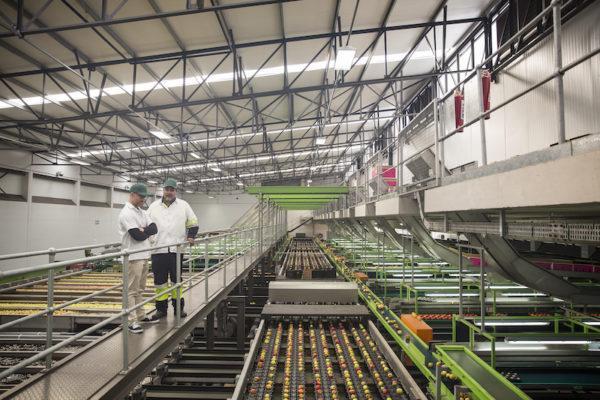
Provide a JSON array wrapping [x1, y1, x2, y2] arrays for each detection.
[[475, 321, 550, 327], [425, 293, 479, 297], [335, 46, 356, 71], [415, 286, 460, 290], [185, 190, 193, 193], [210, 166, 222, 172], [495, 346, 547, 351], [315, 137, 326, 145], [501, 292, 547, 297], [584, 321, 600, 326], [190, 153, 201, 159], [149, 129, 171, 140], [147, 180, 157, 184], [506, 340, 592, 345], [236, 181, 244, 186]]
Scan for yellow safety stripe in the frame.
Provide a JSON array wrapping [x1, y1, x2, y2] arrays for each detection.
[[185, 218, 198, 228], [170, 286, 183, 300], [155, 286, 171, 301]]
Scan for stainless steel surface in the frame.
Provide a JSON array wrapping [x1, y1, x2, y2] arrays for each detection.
[[1, 250, 268, 400], [230, 319, 265, 400], [368, 320, 428, 400], [268, 281, 358, 304], [261, 304, 369, 317]]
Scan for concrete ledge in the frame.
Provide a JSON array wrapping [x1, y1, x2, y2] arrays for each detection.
[[425, 149, 600, 213]]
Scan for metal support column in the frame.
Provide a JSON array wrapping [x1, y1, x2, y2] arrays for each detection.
[[259, 195, 264, 253], [120, 253, 130, 373], [204, 239, 209, 304], [230, 296, 246, 351], [223, 235, 227, 288], [176, 245, 182, 327], [206, 310, 215, 351], [553, 0, 566, 144], [476, 67, 488, 166], [458, 246, 464, 318], [480, 249, 486, 332], [45, 249, 56, 370]]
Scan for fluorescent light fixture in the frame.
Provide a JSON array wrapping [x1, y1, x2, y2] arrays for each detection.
[[488, 285, 526, 290], [501, 292, 547, 297], [236, 181, 244, 186], [315, 136, 326, 145], [190, 152, 201, 159], [147, 180, 158, 184], [392, 274, 433, 278], [584, 321, 600, 326], [425, 293, 479, 297], [306, 179, 313, 183], [149, 129, 171, 140], [210, 166, 222, 172], [185, 190, 193, 193], [207, 195, 215, 199], [335, 46, 356, 71], [496, 346, 547, 351], [415, 286, 459, 290], [506, 340, 592, 345], [475, 321, 550, 327]]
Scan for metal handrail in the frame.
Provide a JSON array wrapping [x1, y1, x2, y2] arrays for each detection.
[[0, 242, 121, 261], [0, 217, 287, 381]]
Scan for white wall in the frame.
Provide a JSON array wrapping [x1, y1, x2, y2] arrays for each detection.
[[440, 4, 600, 169], [0, 149, 258, 270], [180, 192, 257, 231], [286, 210, 328, 238]]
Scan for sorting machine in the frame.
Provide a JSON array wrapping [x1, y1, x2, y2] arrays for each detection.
[[324, 236, 600, 400], [235, 281, 427, 400], [278, 238, 336, 280]]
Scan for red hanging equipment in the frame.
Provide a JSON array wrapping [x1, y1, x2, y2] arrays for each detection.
[[454, 89, 464, 132], [481, 69, 491, 119]]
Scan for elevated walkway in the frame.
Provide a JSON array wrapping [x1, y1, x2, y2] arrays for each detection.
[[1, 244, 278, 400]]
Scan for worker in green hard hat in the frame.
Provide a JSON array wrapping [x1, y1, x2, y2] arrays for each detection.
[[118, 183, 157, 334], [145, 178, 199, 321]]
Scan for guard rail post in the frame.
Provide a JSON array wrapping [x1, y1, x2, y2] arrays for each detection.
[[45, 248, 56, 370], [176, 244, 182, 327], [223, 234, 227, 288], [204, 239, 209, 304], [552, 0, 566, 144], [120, 252, 130, 373]]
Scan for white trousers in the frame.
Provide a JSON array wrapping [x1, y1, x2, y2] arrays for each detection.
[[127, 260, 149, 322]]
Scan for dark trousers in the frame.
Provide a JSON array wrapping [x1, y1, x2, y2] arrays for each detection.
[[151, 253, 184, 313]]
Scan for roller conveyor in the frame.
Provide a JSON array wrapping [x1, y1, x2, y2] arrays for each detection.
[[279, 239, 336, 280]]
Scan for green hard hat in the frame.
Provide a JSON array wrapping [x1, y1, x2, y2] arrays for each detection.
[[163, 178, 178, 189], [130, 183, 148, 197]]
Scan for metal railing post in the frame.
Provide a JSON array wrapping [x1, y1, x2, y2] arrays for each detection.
[[121, 252, 130, 373], [234, 231, 238, 276], [433, 97, 440, 183], [204, 239, 209, 304], [176, 244, 182, 327], [480, 248, 486, 332], [458, 246, 464, 317], [552, 0, 566, 144], [223, 234, 227, 288], [476, 67, 488, 166], [45, 248, 55, 370]]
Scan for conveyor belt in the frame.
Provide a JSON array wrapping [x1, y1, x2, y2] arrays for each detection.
[[0, 250, 267, 400], [437, 346, 529, 400]]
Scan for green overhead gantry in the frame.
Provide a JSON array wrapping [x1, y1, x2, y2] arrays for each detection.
[[247, 186, 348, 210]]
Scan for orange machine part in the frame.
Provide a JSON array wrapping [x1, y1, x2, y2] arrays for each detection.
[[353, 272, 368, 282], [400, 314, 433, 343]]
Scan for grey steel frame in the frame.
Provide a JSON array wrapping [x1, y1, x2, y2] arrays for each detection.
[[315, 0, 599, 217]]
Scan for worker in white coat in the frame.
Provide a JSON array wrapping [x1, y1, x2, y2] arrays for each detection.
[[118, 183, 157, 333], [146, 178, 199, 321]]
